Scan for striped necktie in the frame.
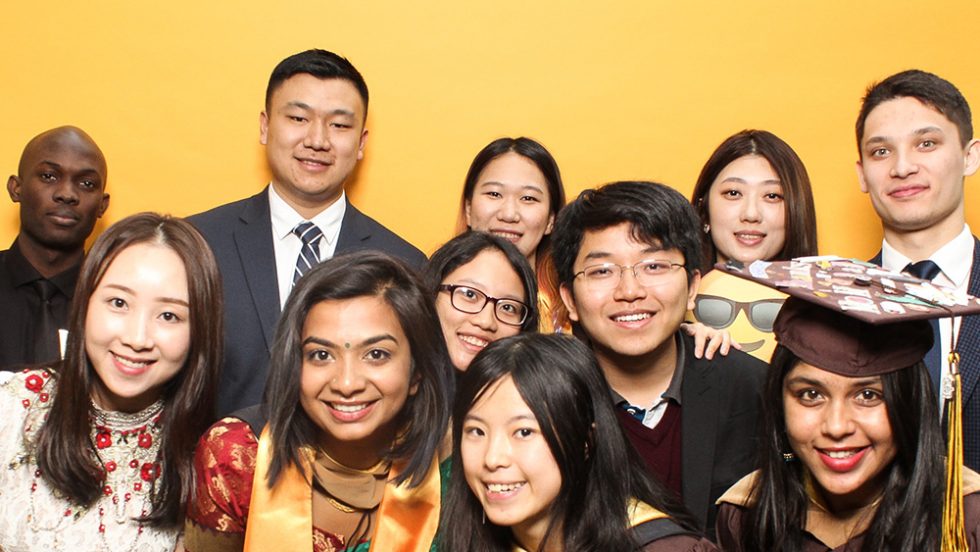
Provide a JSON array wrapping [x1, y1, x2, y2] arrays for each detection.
[[292, 222, 324, 286]]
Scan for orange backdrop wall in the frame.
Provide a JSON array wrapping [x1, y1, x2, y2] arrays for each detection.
[[2, 2, 978, 259]]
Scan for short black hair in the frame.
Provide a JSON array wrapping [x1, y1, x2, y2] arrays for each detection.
[[265, 49, 369, 117], [856, 69, 973, 154], [551, 181, 703, 285]]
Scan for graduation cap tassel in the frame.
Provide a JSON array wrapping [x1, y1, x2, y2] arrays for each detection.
[[942, 351, 967, 552]]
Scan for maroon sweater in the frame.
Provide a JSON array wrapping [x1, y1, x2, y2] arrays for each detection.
[[615, 401, 683, 499]]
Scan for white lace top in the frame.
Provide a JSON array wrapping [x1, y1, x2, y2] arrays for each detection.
[[0, 369, 178, 551]]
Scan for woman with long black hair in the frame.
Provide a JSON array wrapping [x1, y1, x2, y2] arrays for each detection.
[[716, 297, 980, 551], [441, 333, 716, 551]]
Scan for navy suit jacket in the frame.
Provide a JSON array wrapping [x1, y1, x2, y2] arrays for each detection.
[[871, 236, 980, 470], [189, 188, 427, 417]]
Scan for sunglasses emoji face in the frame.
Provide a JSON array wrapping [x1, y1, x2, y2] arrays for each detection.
[[691, 269, 786, 361]]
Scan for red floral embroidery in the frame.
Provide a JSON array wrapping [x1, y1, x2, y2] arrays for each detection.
[[138, 433, 153, 448], [133, 482, 142, 492], [95, 431, 112, 449], [129, 459, 139, 469], [103, 484, 112, 496], [140, 463, 158, 482], [21, 399, 30, 408], [105, 461, 117, 472], [25, 374, 44, 393], [39, 392, 49, 402]]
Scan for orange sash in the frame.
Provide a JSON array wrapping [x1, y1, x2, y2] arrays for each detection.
[[244, 427, 441, 551]]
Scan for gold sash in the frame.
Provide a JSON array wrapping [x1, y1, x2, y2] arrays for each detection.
[[244, 427, 441, 551], [510, 499, 669, 551]]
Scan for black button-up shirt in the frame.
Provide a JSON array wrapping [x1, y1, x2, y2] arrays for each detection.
[[0, 241, 78, 370]]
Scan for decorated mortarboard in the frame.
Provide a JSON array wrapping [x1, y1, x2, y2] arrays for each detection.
[[716, 256, 980, 324], [718, 256, 980, 551]]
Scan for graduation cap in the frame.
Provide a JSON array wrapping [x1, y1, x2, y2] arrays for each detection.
[[717, 256, 980, 551]]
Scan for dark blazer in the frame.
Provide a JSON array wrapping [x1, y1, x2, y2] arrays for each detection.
[[872, 236, 980, 470], [189, 188, 427, 417], [678, 332, 767, 536]]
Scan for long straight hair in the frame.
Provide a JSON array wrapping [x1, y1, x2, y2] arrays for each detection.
[[439, 334, 696, 551], [690, 130, 817, 272], [741, 345, 943, 551], [34, 212, 223, 527], [264, 251, 454, 487]]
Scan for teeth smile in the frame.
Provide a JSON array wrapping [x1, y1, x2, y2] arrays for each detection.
[[614, 313, 651, 322], [113, 354, 151, 369], [486, 482, 525, 493], [460, 335, 489, 348], [332, 403, 369, 413], [491, 231, 521, 240], [824, 449, 859, 459]]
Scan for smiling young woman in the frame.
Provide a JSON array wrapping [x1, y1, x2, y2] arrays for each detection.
[[690, 130, 818, 271], [455, 137, 567, 332], [440, 333, 717, 552], [715, 297, 980, 551], [424, 231, 539, 373], [0, 213, 222, 551], [184, 251, 454, 552]]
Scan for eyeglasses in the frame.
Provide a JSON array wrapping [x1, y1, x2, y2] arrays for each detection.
[[573, 260, 685, 291], [438, 284, 530, 327], [693, 294, 785, 332]]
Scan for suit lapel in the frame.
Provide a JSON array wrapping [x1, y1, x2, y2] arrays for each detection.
[[335, 200, 371, 254], [959, 237, 980, 403], [680, 352, 718, 530], [234, 190, 280, 349]]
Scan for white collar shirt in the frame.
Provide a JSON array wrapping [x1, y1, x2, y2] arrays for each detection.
[[268, 184, 347, 308], [881, 224, 974, 411]]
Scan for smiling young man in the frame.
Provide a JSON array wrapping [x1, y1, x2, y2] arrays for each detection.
[[1, 126, 109, 370], [552, 181, 766, 535], [856, 70, 980, 470], [190, 50, 425, 416]]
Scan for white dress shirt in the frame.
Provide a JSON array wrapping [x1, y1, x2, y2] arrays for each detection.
[[881, 224, 975, 411], [268, 184, 346, 308]]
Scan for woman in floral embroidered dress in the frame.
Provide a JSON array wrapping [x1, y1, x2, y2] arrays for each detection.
[[0, 213, 222, 551], [185, 251, 454, 552]]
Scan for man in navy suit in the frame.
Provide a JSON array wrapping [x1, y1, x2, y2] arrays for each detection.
[[190, 50, 425, 416], [856, 70, 980, 469]]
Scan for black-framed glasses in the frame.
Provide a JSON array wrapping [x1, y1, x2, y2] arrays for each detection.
[[693, 294, 785, 332], [438, 284, 530, 327], [573, 260, 685, 291]]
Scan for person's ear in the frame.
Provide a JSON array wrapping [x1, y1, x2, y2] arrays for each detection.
[[259, 111, 269, 145], [559, 283, 579, 322], [686, 269, 701, 311], [855, 160, 869, 193], [964, 138, 980, 177], [7, 175, 21, 203]]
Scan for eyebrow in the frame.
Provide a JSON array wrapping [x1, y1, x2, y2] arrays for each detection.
[[719, 176, 781, 186], [785, 375, 881, 388], [302, 334, 398, 348], [283, 101, 355, 117], [102, 284, 189, 306], [582, 245, 664, 263], [445, 279, 524, 302], [464, 413, 538, 424], [478, 181, 546, 194], [864, 126, 945, 147]]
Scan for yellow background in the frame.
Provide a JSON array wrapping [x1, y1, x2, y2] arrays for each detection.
[[3, 2, 978, 258]]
